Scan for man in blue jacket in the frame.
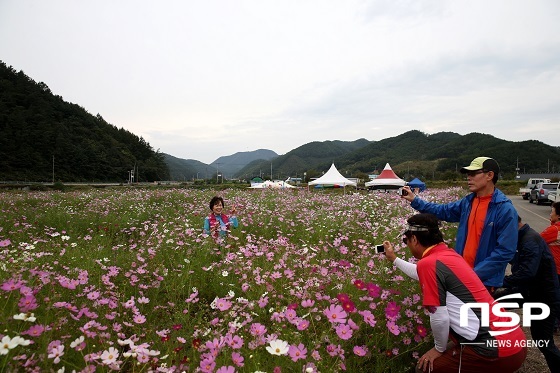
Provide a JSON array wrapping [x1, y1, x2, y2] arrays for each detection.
[[401, 157, 518, 293]]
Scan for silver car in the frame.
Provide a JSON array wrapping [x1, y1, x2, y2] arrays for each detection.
[[529, 182, 557, 205]]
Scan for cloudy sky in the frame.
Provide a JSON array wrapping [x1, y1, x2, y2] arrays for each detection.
[[1, 0, 559, 164]]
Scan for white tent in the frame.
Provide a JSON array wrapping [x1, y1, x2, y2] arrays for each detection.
[[365, 163, 406, 189], [308, 163, 357, 189], [249, 180, 296, 189]]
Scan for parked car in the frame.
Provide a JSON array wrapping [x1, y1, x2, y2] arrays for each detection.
[[529, 182, 557, 204], [548, 181, 560, 203], [519, 178, 551, 200]]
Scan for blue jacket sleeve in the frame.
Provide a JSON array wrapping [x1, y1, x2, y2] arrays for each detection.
[[410, 197, 463, 223], [203, 217, 210, 234], [229, 216, 239, 229]]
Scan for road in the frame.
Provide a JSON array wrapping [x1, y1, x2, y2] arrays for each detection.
[[509, 194, 552, 233]]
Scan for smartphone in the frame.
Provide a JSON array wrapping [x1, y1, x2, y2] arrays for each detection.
[[397, 188, 408, 196], [375, 244, 385, 253]]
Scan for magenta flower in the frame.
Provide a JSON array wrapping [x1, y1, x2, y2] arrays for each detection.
[[0, 239, 11, 247], [385, 301, 401, 319], [323, 304, 347, 324], [335, 323, 353, 340], [336, 293, 351, 303], [353, 279, 365, 289], [366, 283, 381, 298], [288, 343, 307, 362]]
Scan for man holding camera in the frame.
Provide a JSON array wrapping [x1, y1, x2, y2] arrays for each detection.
[[382, 213, 526, 372], [400, 157, 518, 293]]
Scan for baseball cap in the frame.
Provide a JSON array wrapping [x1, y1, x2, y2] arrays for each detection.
[[460, 157, 500, 174]]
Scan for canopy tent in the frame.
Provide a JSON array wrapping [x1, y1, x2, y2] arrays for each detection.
[[407, 177, 426, 192], [308, 163, 357, 190], [364, 163, 406, 189], [249, 179, 296, 189]]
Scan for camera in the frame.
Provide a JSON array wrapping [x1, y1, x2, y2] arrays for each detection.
[[375, 244, 385, 253], [397, 188, 408, 196]]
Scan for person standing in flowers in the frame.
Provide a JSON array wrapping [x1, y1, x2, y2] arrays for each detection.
[[383, 213, 527, 373], [203, 196, 238, 239], [400, 156, 518, 294]]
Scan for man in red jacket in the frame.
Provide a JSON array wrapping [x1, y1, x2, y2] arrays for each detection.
[[383, 213, 526, 372]]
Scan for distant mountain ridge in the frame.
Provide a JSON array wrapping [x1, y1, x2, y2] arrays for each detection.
[[234, 131, 560, 181], [164, 149, 278, 181]]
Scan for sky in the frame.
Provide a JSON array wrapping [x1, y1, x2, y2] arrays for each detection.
[[1, 0, 559, 164]]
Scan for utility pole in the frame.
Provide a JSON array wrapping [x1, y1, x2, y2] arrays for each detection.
[[52, 155, 55, 184]]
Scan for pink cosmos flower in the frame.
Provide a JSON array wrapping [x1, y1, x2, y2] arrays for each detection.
[[22, 324, 45, 337], [48, 345, 64, 364], [288, 343, 307, 362], [296, 319, 310, 331], [226, 335, 243, 349], [359, 310, 377, 327], [231, 352, 244, 367], [335, 324, 353, 340], [133, 314, 146, 324], [249, 323, 267, 336], [216, 366, 235, 373], [200, 358, 216, 373], [301, 299, 315, 308], [257, 296, 269, 308], [353, 345, 368, 356], [216, 298, 232, 311], [387, 321, 400, 336], [324, 304, 347, 324], [0, 239, 11, 247], [18, 295, 38, 312]]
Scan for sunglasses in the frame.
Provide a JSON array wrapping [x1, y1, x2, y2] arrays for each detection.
[[465, 170, 488, 177]]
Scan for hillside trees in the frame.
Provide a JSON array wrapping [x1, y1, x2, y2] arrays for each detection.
[[0, 61, 169, 182]]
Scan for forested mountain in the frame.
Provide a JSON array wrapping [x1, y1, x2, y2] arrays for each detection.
[[210, 149, 278, 179], [237, 131, 560, 181], [236, 139, 371, 180], [0, 61, 169, 182], [163, 154, 211, 181]]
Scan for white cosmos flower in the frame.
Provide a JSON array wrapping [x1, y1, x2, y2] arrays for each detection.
[[13, 313, 36, 322], [265, 339, 289, 356], [1, 336, 19, 355]]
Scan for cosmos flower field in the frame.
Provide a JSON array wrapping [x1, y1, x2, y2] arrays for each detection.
[[0, 186, 464, 372]]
